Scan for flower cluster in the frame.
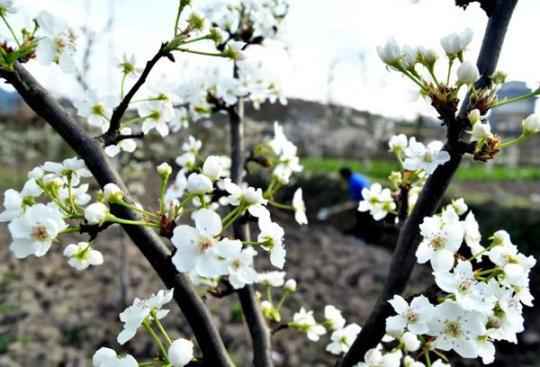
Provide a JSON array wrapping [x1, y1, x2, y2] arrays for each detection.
[[0, 158, 96, 262], [93, 289, 195, 367], [164, 125, 305, 287], [357, 200, 537, 366]]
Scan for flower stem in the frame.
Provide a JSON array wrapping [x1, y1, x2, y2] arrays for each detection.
[[491, 90, 540, 109], [176, 48, 227, 58], [500, 134, 528, 148], [143, 320, 169, 361], [1, 14, 21, 47], [152, 310, 173, 346], [268, 200, 293, 211]]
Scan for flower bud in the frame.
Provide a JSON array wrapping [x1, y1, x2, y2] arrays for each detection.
[[522, 113, 540, 135], [284, 279, 297, 292], [168, 338, 194, 367], [187, 12, 205, 31], [157, 162, 172, 178], [261, 300, 281, 322], [491, 70, 507, 85], [224, 41, 246, 61], [376, 38, 401, 66], [187, 173, 213, 194], [451, 198, 468, 216], [84, 202, 109, 224], [401, 331, 421, 352], [441, 28, 473, 58], [103, 183, 123, 203], [468, 109, 481, 125], [470, 122, 493, 142], [457, 61, 479, 85], [388, 134, 408, 154], [418, 47, 438, 68]]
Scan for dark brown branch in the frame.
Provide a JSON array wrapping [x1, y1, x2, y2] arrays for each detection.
[[0, 63, 233, 367], [100, 43, 173, 145], [340, 1, 518, 366], [229, 96, 274, 367]]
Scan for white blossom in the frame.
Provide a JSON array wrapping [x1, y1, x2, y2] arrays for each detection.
[[358, 183, 396, 221], [386, 295, 435, 336], [324, 305, 346, 331], [416, 208, 464, 272], [138, 100, 175, 137], [404, 138, 450, 175], [434, 260, 496, 313], [388, 134, 408, 155], [74, 93, 115, 133], [8, 203, 67, 259], [326, 323, 361, 355], [292, 188, 308, 225], [35, 11, 77, 73], [428, 301, 486, 358], [171, 209, 232, 278], [257, 218, 286, 269], [291, 307, 326, 342], [117, 289, 174, 344], [257, 271, 286, 287], [225, 245, 258, 289], [104, 128, 137, 157], [64, 242, 104, 271]]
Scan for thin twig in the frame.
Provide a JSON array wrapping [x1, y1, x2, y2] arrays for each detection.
[[100, 43, 173, 145]]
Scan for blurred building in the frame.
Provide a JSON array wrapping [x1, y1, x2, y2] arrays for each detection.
[[0, 89, 33, 119], [491, 81, 536, 134], [490, 81, 537, 166]]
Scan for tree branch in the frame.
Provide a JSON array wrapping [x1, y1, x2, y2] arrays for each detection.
[[0, 63, 233, 367], [228, 97, 274, 367], [339, 1, 518, 365], [100, 43, 173, 145]]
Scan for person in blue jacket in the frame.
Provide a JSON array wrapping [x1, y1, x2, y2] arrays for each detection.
[[339, 167, 370, 202]]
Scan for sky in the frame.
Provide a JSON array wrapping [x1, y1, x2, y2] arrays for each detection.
[[4, 0, 540, 120]]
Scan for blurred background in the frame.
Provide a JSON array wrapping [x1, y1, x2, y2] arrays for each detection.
[[1, 1, 539, 366]]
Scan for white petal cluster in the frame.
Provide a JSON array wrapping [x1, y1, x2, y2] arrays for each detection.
[[35, 11, 78, 73], [117, 289, 174, 344], [74, 93, 116, 133], [196, 0, 289, 40], [64, 242, 104, 271], [104, 128, 137, 157], [291, 307, 327, 342], [323, 305, 361, 355], [522, 113, 540, 135], [268, 122, 303, 184], [404, 138, 450, 175], [353, 348, 402, 367], [358, 183, 396, 221], [440, 28, 473, 57], [8, 203, 67, 259], [382, 198, 536, 364]]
